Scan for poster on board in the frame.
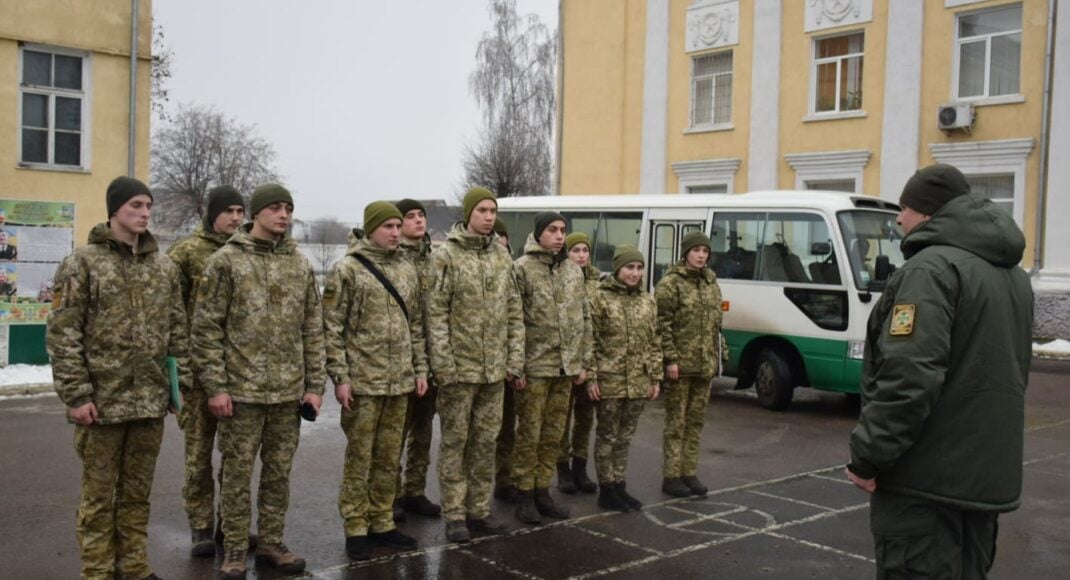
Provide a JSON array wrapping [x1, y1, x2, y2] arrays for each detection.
[[0, 199, 75, 325]]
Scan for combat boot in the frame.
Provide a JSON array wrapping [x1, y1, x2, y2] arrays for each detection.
[[345, 535, 371, 561], [556, 461, 577, 494], [190, 528, 214, 558], [515, 489, 542, 525], [681, 475, 708, 496], [494, 483, 519, 503], [401, 494, 442, 517], [534, 487, 570, 519], [369, 528, 418, 550], [571, 457, 598, 493], [445, 520, 471, 543], [392, 498, 406, 522], [467, 513, 510, 535], [254, 542, 306, 574], [617, 481, 643, 510], [219, 549, 247, 579], [597, 482, 629, 512], [662, 477, 692, 498]]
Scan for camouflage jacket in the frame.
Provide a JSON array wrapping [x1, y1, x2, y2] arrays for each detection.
[[589, 276, 663, 398], [655, 263, 727, 378], [514, 235, 592, 377], [427, 223, 524, 385], [166, 225, 231, 332], [399, 236, 433, 353], [192, 224, 326, 403], [323, 236, 428, 396], [47, 223, 191, 423], [582, 264, 602, 298]]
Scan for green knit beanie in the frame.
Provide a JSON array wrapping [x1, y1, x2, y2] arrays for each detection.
[[680, 231, 712, 259], [250, 183, 293, 216], [203, 185, 245, 231], [566, 232, 590, 251], [899, 164, 970, 216], [612, 245, 645, 274], [106, 176, 152, 217], [493, 217, 508, 236], [364, 201, 403, 235], [462, 186, 497, 223], [533, 211, 566, 244], [395, 198, 426, 217]]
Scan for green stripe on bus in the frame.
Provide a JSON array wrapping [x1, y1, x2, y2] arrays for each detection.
[[723, 329, 860, 393]]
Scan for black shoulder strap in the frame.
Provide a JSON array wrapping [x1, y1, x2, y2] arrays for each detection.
[[352, 253, 409, 322]]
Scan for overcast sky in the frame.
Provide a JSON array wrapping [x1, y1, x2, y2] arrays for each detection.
[[153, 0, 558, 224]]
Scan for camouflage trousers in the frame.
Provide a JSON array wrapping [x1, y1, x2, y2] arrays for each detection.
[[494, 383, 515, 487], [558, 382, 596, 462], [438, 382, 504, 521], [74, 418, 164, 580], [511, 376, 572, 490], [594, 398, 645, 484], [178, 389, 220, 531], [396, 386, 437, 498], [340, 394, 408, 536], [218, 401, 300, 553], [662, 376, 712, 478]]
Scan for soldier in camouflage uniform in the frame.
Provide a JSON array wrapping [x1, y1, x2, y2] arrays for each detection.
[[493, 216, 520, 502], [511, 212, 592, 524], [428, 187, 525, 543], [557, 232, 601, 494], [588, 246, 662, 513], [655, 231, 727, 498], [392, 199, 442, 520], [192, 184, 326, 579], [324, 202, 429, 561], [48, 176, 191, 580], [166, 185, 246, 557]]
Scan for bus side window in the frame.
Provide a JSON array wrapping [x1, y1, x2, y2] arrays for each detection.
[[712, 212, 764, 280]]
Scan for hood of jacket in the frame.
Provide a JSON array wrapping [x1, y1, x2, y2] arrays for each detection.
[[89, 222, 159, 256], [196, 223, 233, 246], [522, 234, 568, 266], [227, 222, 297, 255], [600, 273, 643, 295], [664, 262, 716, 283], [347, 237, 397, 262], [446, 221, 496, 251], [901, 194, 1025, 267]]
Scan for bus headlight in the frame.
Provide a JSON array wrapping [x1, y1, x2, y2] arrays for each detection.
[[848, 340, 866, 360]]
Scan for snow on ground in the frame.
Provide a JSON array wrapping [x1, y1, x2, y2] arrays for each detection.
[[0, 364, 53, 387], [1033, 339, 1070, 358]]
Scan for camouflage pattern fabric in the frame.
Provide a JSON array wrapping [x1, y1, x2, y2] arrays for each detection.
[[399, 387, 437, 497], [589, 276, 663, 398], [322, 236, 427, 395], [178, 388, 220, 530], [74, 418, 164, 580], [495, 383, 516, 487], [662, 376, 712, 478], [513, 235, 592, 377], [437, 382, 504, 521], [166, 225, 230, 330], [217, 402, 300, 553], [426, 223, 524, 386], [593, 399, 645, 484], [559, 384, 596, 461], [48, 223, 191, 422], [192, 224, 326, 403], [339, 394, 408, 536], [511, 376, 572, 490], [654, 263, 727, 377]]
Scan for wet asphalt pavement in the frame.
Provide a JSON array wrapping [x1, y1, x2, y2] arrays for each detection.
[[2, 360, 1068, 579]]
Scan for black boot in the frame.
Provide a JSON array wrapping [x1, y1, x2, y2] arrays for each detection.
[[597, 482, 629, 512], [617, 482, 643, 510], [494, 483, 519, 504], [571, 457, 598, 493], [191, 528, 215, 558], [662, 476, 692, 498], [533, 487, 570, 519], [515, 490, 542, 525], [556, 461, 577, 494], [392, 498, 406, 522], [680, 475, 708, 496]]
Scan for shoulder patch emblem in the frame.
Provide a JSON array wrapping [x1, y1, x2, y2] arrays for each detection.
[[890, 304, 916, 336]]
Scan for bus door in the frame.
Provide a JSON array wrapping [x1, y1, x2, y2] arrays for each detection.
[[647, 216, 706, 291]]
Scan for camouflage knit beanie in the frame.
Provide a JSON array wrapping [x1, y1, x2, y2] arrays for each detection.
[[364, 201, 403, 235], [533, 211, 566, 244], [680, 231, 712, 258], [250, 183, 293, 216], [203, 185, 245, 231], [493, 217, 508, 236], [106, 176, 152, 217], [462, 187, 497, 223], [899, 164, 970, 216], [395, 198, 426, 217], [612, 245, 645, 274], [566, 232, 590, 251]]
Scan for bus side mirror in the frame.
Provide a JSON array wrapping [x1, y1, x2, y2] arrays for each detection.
[[810, 242, 831, 256], [875, 255, 895, 281]]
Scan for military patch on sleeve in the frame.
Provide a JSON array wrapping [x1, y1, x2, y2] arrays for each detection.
[[889, 304, 916, 336]]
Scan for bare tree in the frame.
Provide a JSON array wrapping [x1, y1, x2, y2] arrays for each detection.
[[302, 217, 350, 274], [463, 0, 556, 197], [151, 24, 174, 122], [151, 103, 282, 232]]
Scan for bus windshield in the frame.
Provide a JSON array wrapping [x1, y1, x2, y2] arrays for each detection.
[[836, 210, 906, 289]]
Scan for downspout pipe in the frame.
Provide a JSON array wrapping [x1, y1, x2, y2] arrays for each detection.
[[553, 0, 565, 195], [128, 0, 138, 177], [1031, 0, 1056, 276]]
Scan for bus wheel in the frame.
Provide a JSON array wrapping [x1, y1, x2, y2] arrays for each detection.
[[755, 348, 794, 411]]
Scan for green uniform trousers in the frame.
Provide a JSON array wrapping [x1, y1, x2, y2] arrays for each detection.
[[340, 394, 408, 536], [511, 376, 571, 490], [495, 382, 515, 487], [74, 418, 164, 580], [594, 398, 645, 484], [438, 382, 504, 521], [662, 376, 712, 478], [397, 386, 437, 498], [178, 388, 220, 531], [558, 382, 596, 462], [870, 490, 999, 580], [218, 402, 300, 553]]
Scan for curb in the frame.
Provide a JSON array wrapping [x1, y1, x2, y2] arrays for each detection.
[[0, 383, 54, 396]]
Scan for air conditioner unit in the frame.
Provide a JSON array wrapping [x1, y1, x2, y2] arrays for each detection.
[[937, 103, 974, 133]]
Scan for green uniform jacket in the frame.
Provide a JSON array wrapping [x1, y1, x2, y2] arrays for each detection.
[[399, 236, 433, 356], [323, 235, 428, 396], [515, 235, 593, 378], [589, 276, 663, 398], [167, 225, 231, 332], [192, 224, 326, 403], [47, 224, 191, 423], [582, 264, 602, 298], [655, 263, 726, 378], [427, 223, 524, 385], [848, 194, 1033, 512]]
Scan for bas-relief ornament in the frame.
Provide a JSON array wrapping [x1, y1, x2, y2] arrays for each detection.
[[805, 0, 873, 33], [686, 0, 739, 53]]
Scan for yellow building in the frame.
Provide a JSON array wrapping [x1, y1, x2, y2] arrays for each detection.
[[557, 0, 1070, 337]]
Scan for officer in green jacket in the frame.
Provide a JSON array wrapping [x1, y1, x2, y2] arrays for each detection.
[[846, 164, 1033, 579]]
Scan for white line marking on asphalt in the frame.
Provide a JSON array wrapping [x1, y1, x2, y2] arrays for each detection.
[[763, 531, 875, 563], [572, 523, 663, 555], [1022, 451, 1070, 465], [1026, 417, 1070, 432], [455, 548, 545, 579], [808, 472, 855, 485], [1024, 466, 1070, 479], [747, 489, 837, 512]]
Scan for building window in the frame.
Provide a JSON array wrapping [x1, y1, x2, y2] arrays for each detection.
[[687, 184, 728, 194], [955, 4, 1022, 100], [784, 149, 871, 193], [691, 51, 732, 127], [812, 32, 864, 114], [805, 179, 856, 192], [966, 174, 1015, 216], [929, 138, 1033, 227], [19, 46, 88, 169]]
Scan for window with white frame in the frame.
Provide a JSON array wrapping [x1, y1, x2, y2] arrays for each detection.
[[805, 179, 855, 193], [691, 51, 733, 127], [687, 184, 728, 194], [19, 46, 88, 168], [955, 4, 1022, 99], [966, 174, 1015, 216], [812, 32, 864, 114]]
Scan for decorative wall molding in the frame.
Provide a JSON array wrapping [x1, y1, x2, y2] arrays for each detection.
[[929, 138, 1034, 227], [944, 0, 990, 8], [686, 0, 739, 53], [804, 0, 873, 33], [784, 149, 871, 192], [672, 157, 742, 193]]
